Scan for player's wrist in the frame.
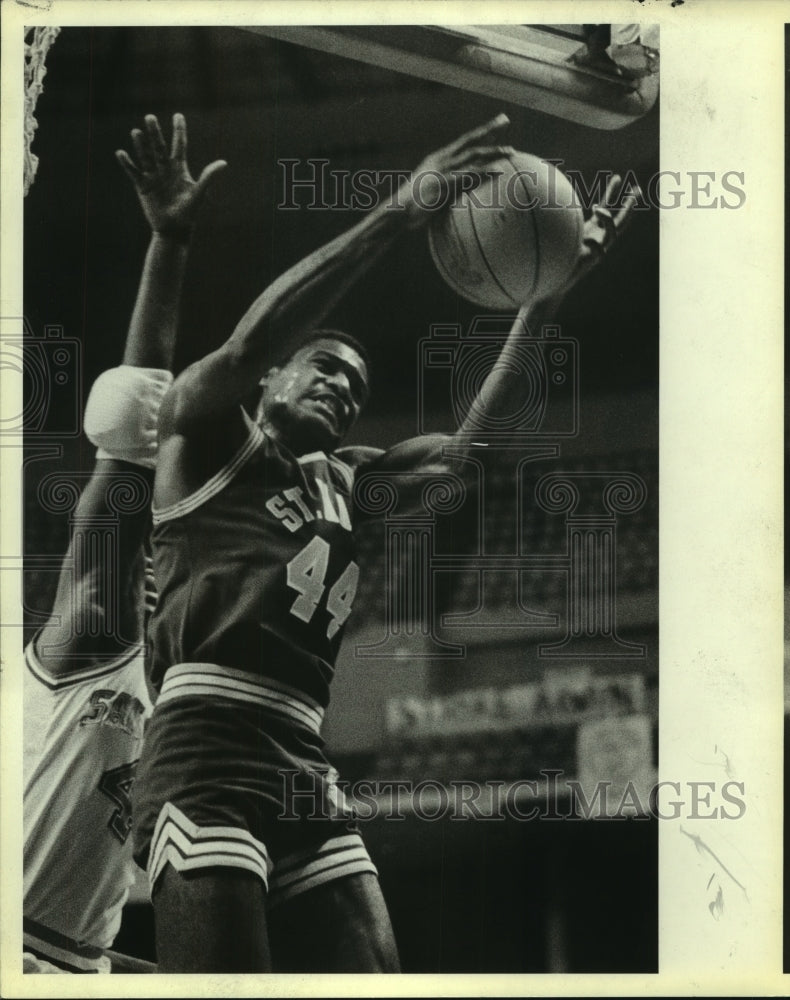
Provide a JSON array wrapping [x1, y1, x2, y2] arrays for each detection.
[[393, 186, 432, 231], [394, 169, 456, 231], [150, 224, 194, 247]]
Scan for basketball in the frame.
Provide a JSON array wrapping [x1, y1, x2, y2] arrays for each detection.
[[428, 151, 584, 309]]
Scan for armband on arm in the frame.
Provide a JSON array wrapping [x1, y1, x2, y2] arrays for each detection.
[[83, 365, 174, 468]]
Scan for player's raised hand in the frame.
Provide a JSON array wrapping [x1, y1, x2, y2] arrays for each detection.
[[570, 174, 640, 286], [116, 113, 227, 240], [400, 113, 514, 228], [518, 175, 640, 321]]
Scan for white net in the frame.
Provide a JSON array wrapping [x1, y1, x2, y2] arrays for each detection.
[[24, 26, 61, 196]]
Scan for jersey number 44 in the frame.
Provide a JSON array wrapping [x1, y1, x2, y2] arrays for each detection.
[[286, 536, 359, 640]]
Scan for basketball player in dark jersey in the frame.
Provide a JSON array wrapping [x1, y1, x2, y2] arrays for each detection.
[[130, 113, 637, 972]]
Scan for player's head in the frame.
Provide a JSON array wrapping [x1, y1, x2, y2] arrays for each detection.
[[258, 329, 370, 454]]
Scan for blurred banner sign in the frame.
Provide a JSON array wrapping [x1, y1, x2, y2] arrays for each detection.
[[386, 668, 646, 737]]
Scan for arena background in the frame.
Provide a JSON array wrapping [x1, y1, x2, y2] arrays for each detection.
[[22, 25, 659, 973]]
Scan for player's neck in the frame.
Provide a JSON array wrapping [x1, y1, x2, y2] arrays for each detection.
[[259, 418, 333, 458]]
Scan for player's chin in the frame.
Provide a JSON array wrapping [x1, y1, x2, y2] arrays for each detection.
[[300, 411, 344, 452]]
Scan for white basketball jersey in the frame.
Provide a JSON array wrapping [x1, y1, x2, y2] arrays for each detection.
[[23, 639, 153, 970]]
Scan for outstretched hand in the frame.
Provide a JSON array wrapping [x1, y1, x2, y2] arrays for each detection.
[[568, 174, 640, 289], [523, 174, 640, 320], [400, 113, 514, 229], [509, 175, 641, 330], [116, 113, 227, 239]]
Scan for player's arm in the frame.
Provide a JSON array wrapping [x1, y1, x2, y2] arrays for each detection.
[[362, 177, 640, 479], [114, 113, 226, 368], [453, 175, 639, 443], [160, 114, 514, 436], [35, 115, 224, 675]]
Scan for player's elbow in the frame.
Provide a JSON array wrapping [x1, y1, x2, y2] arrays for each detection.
[[224, 334, 267, 378], [163, 335, 270, 434]]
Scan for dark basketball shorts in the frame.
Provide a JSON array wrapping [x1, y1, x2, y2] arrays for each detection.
[[131, 664, 377, 907]]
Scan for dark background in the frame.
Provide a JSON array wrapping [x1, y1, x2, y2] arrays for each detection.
[[23, 25, 659, 974]]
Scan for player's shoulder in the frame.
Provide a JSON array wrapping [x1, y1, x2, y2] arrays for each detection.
[[25, 630, 147, 691], [161, 404, 253, 455], [154, 406, 258, 510]]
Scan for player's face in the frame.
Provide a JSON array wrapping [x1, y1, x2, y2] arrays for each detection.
[[261, 338, 369, 452]]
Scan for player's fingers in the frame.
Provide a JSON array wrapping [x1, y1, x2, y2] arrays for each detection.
[[450, 113, 511, 153], [444, 151, 512, 193], [454, 144, 514, 169], [144, 114, 168, 162], [581, 230, 606, 256], [131, 128, 155, 173], [193, 159, 228, 199], [171, 112, 187, 161], [115, 148, 142, 184], [613, 184, 642, 233], [441, 167, 490, 199], [602, 172, 622, 207], [590, 205, 617, 246], [581, 206, 614, 263]]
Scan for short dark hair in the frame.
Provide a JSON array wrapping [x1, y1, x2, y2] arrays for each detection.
[[276, 328, 371, 373]]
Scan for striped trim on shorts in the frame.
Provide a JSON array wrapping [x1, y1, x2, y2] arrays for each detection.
[[23, 918, 111, 974], [148, 801, 273, 889], [268, 833, 378, 908], [149, 801, 378, 906], [157, 663, 325, 735], [149, 805, 378, 906], [147, 664, 376, 904]]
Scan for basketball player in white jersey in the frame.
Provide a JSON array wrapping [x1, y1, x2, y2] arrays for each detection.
[[23, 113, 226, 974]]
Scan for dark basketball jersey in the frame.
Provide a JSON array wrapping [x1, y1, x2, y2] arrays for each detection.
[[148, 417, 359, 707]]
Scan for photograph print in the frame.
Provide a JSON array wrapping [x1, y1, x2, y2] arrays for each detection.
[[14, 18, 660, 978]]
